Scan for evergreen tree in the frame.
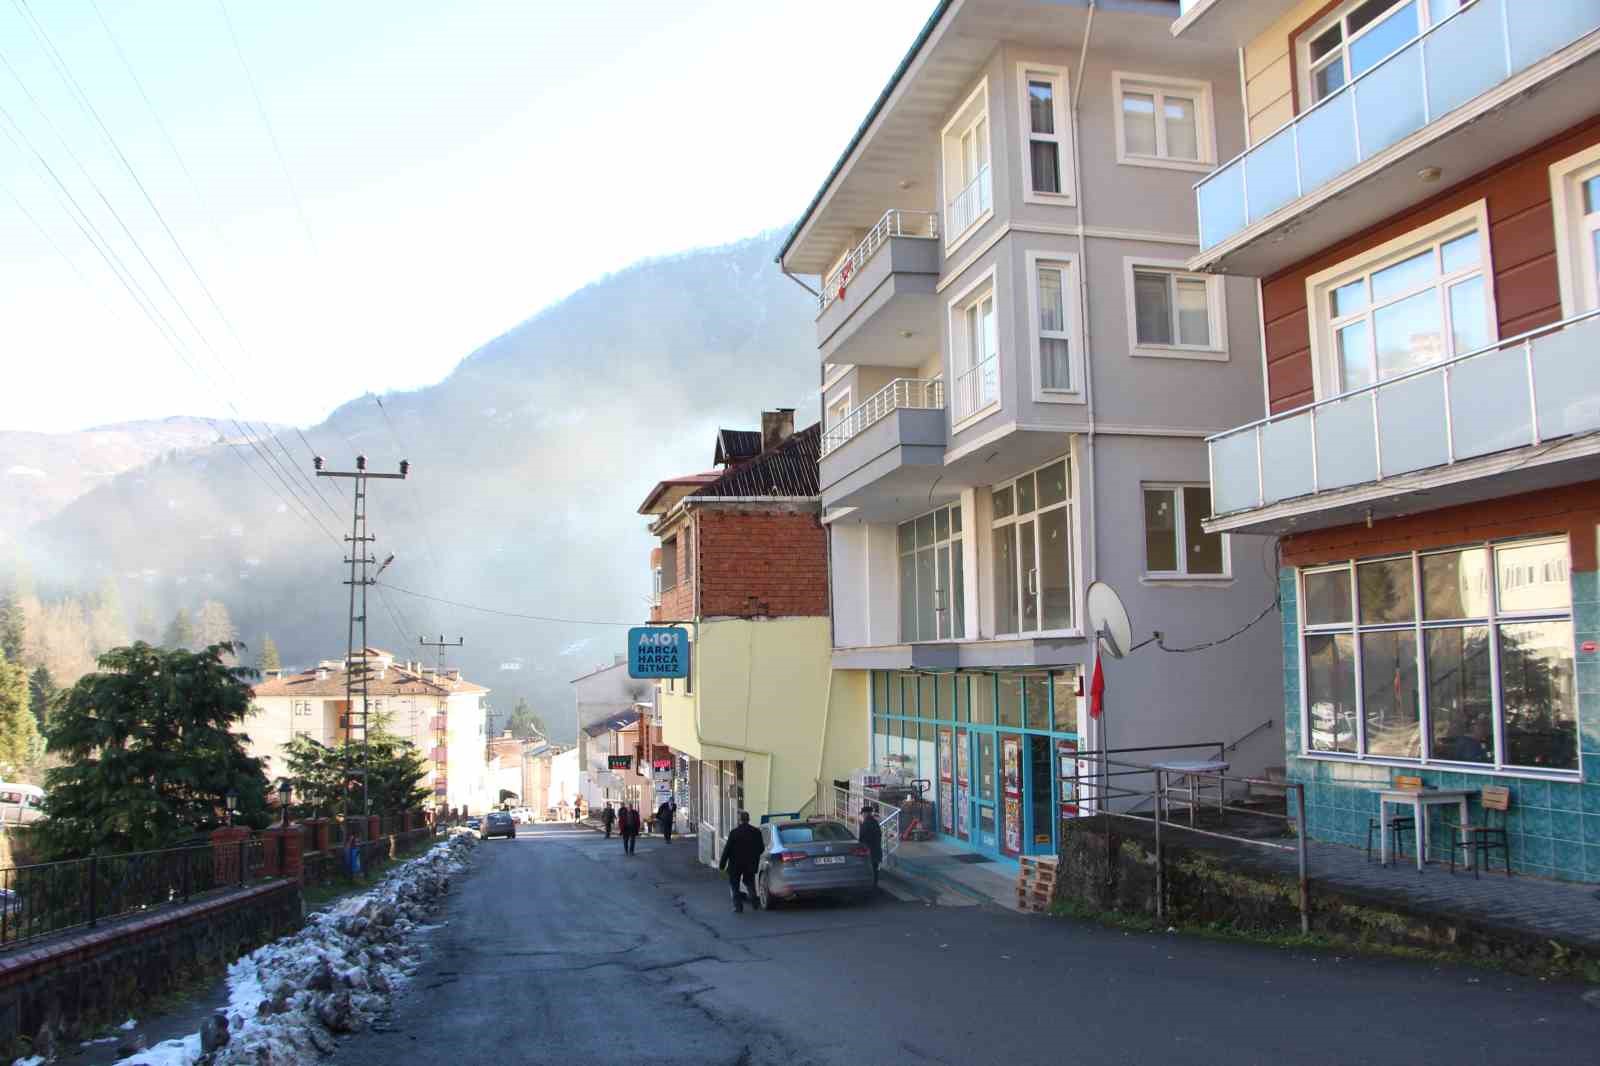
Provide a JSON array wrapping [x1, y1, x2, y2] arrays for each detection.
[[27, 665, 54, 729], [39, 642, 269, 857], [282, 736, 345, 818], [506, 698, 546, 740], [197, 600, 236, 648], [0, 569, 25, 662], [163, 608, 197, 650], [283, 731, 429, 816], [256, 635, 282, 673], [88, 578, 128, 655], [0, 649, 39, 778]]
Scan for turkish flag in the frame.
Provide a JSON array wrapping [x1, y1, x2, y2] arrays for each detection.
[[1089, 648, 1105, 720]]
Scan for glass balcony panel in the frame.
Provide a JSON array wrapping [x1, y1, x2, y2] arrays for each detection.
[[1295, 92, 1358, 195], [1210, 430, 1261, 515], [1243, 125, 1299, 224], [1376, 368, 1449, 477], [1508, 2, 1600, 73], [1449, 344, 1532, 460], [1353, 45, 1424, 159], [1532, 314, 1600, 440], [1197, 160, 1245, 250], [1425, 0, 1506, 118], [1261, 413, 1315, 504], [1313, 394, 1378, 490]]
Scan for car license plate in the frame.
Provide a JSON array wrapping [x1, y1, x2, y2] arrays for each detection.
[[815, 856, 846, 865]]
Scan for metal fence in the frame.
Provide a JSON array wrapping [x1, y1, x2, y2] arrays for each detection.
[[818, 208, 939, 312], [0, 837, 266, 949], [814, 785, 902, 863], [819, 378, 944, 457]]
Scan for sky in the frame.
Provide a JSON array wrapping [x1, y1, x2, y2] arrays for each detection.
[[0, 0, 932, 434]]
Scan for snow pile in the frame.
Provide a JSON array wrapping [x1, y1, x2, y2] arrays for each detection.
[[116, 830, 476, 1066]]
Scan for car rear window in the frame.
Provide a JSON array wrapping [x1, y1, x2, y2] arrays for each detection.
[[775, 822, 855, 843]]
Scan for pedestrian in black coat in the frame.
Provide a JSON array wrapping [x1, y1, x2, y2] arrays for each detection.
[[619, 804, 639, 854], [601, 803, 615, 839], [859, 807, 883, 887], [719, 811, 765, 912], [657, 800, 674, 844]]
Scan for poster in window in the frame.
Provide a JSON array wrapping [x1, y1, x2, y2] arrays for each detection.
[[938, 729, 953, 782], [1002, 736, 1021, 797], [956, 788, 970, 838], [1057, 737, 1080, 816], [956, 729, 969, 789], [938, 780, 954, 834], [1003, 796, 1022, 854]]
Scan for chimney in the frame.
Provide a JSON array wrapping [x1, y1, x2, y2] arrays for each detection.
[[760, 408, 795, 452]]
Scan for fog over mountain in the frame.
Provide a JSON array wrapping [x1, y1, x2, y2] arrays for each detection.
[[17, 229, 819, 741]]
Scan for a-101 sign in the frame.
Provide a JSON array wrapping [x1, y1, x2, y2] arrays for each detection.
[[628, 626, 689, 679]]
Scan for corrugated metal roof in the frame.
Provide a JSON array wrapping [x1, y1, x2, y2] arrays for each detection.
[[714, 429, 763, 466], [582, 709, 641, 737], [694, 423, 820, 500]]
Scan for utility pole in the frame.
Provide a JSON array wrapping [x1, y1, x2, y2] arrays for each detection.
[[419, 635, 463, 812], [315, 454, 408, 818]]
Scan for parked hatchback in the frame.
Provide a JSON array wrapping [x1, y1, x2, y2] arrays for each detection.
[[756, 819, 874, 908], [483, 811, 516, 840]]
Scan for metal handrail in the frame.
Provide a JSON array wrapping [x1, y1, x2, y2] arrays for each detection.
[[1225, 719, 1275, 754], [819, 378, 945, 457], [946, 164, 991, 238], [817, 785, 902, 860], [819, 208, 939, 311], [952, 355, 998, 421]]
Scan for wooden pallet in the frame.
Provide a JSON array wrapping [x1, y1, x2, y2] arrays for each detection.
[[1015, 884, 1053, 913]]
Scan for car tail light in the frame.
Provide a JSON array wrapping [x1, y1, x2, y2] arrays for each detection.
[[850, 845, 870, 857], [778, 850, 808, 863]]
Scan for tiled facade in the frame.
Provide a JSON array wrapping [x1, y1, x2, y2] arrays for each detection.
[[1282, 569, 1600, 883]]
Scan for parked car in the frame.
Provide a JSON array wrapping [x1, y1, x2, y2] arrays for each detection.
[[463, 816, 482, 834], [482, 811, 516, 840], [756, 819, 875, 909]]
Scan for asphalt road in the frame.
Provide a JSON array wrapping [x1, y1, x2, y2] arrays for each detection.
[[332, 823, 1600, 1066]]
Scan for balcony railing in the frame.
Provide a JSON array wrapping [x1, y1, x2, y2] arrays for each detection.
[[946, 165, 992, 240], [819, 209, 939, 312], [1207, 310, 1600, 517], [820, 378, 944, 458], [952, 354, 999, 423], [1196, 0, 1600, 251]]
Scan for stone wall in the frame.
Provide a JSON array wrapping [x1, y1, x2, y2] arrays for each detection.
[[0, 880, 302, 1058]]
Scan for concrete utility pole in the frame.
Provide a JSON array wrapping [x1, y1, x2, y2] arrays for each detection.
[[315, 454, 408, 817], [419, 635, 464, 810]]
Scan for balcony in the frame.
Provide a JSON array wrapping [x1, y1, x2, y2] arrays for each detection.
[[820, 378, 947, 518], [815, 209, 940, 366], [1206, 311, 1600, 535], [945, 165, 991, 241], [1193, 0, 1600, 276]]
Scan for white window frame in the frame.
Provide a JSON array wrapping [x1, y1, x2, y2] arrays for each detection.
[[1122, 257, 1228, 360], [940, 81, 993, 254], [1141, 482, 1231, 581], [988, 456, 1080, 639], [1295, 536, 1580, 777], [1297, 0, 1454, 109], [825, 387, 853, 430], [1016, 62, 1075, 205], [896, 503, 966, 643], [947, 265, 1001, 430], [1111, 71, 1216, 174], [1304, 200, 1495, 400], [1025, 250, 1085, 404], [1549, 143, 1600, 317]]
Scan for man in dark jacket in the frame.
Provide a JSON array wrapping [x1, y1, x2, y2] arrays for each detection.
[[859, 807, 883, 887], [601, 802, 615, 839], [656, 800, 674, 844], [718, 811, 764, 912], [619, 804, 639, 854]]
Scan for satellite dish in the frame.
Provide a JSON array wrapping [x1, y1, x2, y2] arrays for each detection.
[[1084, 581, 1132, 660]]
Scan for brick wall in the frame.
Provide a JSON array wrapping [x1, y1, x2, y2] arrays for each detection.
[[696, 506, 828, 618]]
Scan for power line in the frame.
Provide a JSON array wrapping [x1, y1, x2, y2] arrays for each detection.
[[375, 582, 637, 628]]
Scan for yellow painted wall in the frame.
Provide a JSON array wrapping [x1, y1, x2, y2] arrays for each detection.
[[658, 617, 864, 823], [1243, 0, 1325, 144]]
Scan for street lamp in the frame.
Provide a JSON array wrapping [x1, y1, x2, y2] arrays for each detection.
[[224, 788, 239, 827], [277, 779, 293, 827]]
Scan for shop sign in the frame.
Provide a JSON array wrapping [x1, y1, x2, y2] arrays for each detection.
[[627, 626, 689, 678], [651, 756, 674, 771], [607, 755, 633, 770]]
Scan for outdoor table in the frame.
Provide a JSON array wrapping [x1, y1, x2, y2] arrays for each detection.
[[1153, 759, 1229, 826], [1376, 788, 1473, 871]]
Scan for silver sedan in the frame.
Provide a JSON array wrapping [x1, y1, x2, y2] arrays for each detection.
[[756, 819, 875, 908]]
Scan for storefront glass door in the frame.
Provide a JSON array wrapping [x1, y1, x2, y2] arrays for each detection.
[[974, 731, 998, 853]]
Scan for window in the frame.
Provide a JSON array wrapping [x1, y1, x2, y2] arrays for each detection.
[[1124, 259, 1226, 359], [661, 536, 678, 592], [1112, 72, 1214, 172], [898, 504, 965, 642], [1308, 204, 1492, 396], [293, 700, 313, 717], [1142, 485, 1227, 578], [950, 271, 999, 423], [991, 458, 1075, 636], [1550, 145, 1600, 315], [1027, 253, 1083, 401], [941, 82, 992, 247], [1300, 0, 1428, 104], [1299, 537, 1577, 772], [826, 389, 852, 431], [684, 528, 693, 584], [1019, 65, 1072, 202]]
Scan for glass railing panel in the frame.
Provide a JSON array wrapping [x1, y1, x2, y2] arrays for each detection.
[[1210, 430, 1261, 515], [1261, 412, 1315, 504], [1508, 2, 1600, 73], [1244, 124, 1299, 224], [1354, 45, 1424, 159], [1425, 0, 1506, 118], [1197, 159, 1246, 250], [1449, 344, 1532, 460], [1376, 369, 1449, 478], [1313, 394, 1378, 490], [1295, 93, 1358, 197], [1532, 315, 1600, 441]]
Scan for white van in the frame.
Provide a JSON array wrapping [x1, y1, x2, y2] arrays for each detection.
[[0, 784, 45, 826]]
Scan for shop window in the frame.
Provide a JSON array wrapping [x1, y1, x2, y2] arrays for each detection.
[[897, 504, 965, 642], [1299, 536, 1576, 772]]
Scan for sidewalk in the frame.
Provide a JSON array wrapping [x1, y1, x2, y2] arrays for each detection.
[[886, 838, 1025, 911]]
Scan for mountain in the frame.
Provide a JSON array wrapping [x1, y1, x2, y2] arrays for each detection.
[[0, 417, 275, 547], [18, 229, 819, 742]]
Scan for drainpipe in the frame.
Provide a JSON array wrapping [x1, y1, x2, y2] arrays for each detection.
[[781, 266, 821, 299], [1072, 1, 1098, 589]]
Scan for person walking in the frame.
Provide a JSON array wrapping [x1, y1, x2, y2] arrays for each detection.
[[656, 799, 674, 844], [719, 811, 764, 913], [859, 806, 883, 888], [601, 802, 615, 839], [620, 804, 639, 855], [572, 798, 584, 823]]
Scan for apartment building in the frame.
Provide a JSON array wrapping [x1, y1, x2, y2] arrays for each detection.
[[248, 648, 492, 813], [1179, 0, 1600, 880], [778, 0, 1283, 863], [639, 412, 863, 865]]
